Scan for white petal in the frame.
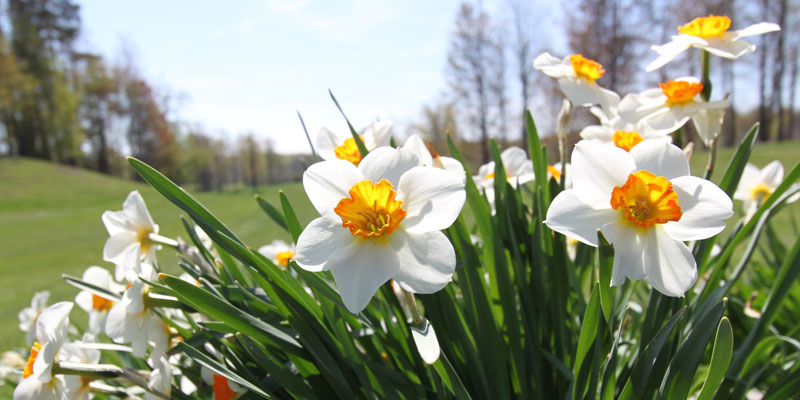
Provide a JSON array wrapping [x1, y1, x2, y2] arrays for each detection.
[[328, 240, 400, 313], [629, 141, 689, 180], [361, 120, 394, 150], [14, 377, 57, 400], [691, 108, 726, 147], [579, 125, 614, 141], [733, 164, 760, 201], [303, 159, 363, 216], [102, 210, 134, 236], [643, 227, 697, 297], [102, 233, 138, 264], [82, 266, 113, 288], [104, 302, 126, 342], [645, 106, 690, 134], [411, 319, 440, 364], [733, 22, 781, 38], [438, 156, 467, 183], [532, 52, 572, 78], [645, 35, 701, 71], [665, 176, 733, 241], [294, 215, 353, 272], [88, 310, 107, 335], [571, 141, 635, 208], [601, 221, 647, 286], [31, 291, 50, 310], [500, 147, 529, 177], [122, 191, 155, 231], [545, 190, 618, 246], [74, 291, 93, 313], [761, 160, 784, 188], [559, 79, 620, 114], [315, 127, 343, 161], [359, 147, 420, 187], [35, 302, 72, 347], [697, 38, 754, 59], [397, 167, 465, 233], [391, 230, 456, 293], [402, 134, 433, 166]]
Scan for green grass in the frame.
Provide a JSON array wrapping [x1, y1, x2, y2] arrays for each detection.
[[0, 157, 317, 353]]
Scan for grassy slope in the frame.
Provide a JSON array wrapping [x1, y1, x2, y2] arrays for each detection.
[[0, 157, 316, 352]]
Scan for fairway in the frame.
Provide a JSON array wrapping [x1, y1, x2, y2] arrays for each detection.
[[0, 157, 317, 351]]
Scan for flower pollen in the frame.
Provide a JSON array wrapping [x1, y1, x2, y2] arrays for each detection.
[[679, 15, 731, 38], [570, 54, 605, 82], [91, 294, 114, 312], [334, 137, 364, 166], [660, 81, 704, 106], [610, 171, 682, 229], [276, 250, 295, 267], [335, 179, 406, 238], [213, 374, 237, 400], [547, 165, 562, 180], [612, 131, 644, 151], [23, 342, 42, 379]]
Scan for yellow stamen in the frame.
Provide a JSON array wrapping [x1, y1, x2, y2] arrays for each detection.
[[137, 228, 153, 255], [612, 131, 644, 151], [91, 294, 114, 312], [610, 171, 683, 229], [484, 172, 495, 180], [660, 81, 704, 106], [750, 183, 772, 203], [547, 165, 562, 180], [679, 15, 731, 38], [23, 342, 42, 379], [213, 374, 237, 400], [334, 137, 364, 166], [570, 54, 605, 82], [275, 250, 295, 267], [334, 180, 406, 238]]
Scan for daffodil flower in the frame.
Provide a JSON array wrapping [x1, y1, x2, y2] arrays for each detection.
[[315, 120, 393, 166], [533, 52, 620, 116], [646, 15, 780, 71], [103, 191, 174, 281], [13, 302, 73, 400], [18, 291, 50, 346], [547, 162, 572, 189], [474, 146, 534, 214], [105, 263, 169, 359], [618, 77, 728, 145], [146, 355, 172, 400], [294, 146, 466, 313], [61, 334, 101, 400], [580, 106, 672, 152], [75, 266, 124, 335], [545, 140, 733, 296], [734, 161, 800, 220], [257, 240, 296, 269], [401, 134, 466, 183], [202, 367, 245, 400]]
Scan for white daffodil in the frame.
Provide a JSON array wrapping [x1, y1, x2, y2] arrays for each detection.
[[401, 134, 466, 183], [61, 334, 101, 400], [75, 266, 124, 335], [294, 146, 466, 313], [201, 367, 245, 400], [646, 15, 781, 72], [1, 351, 26, 383], [146, 355, 171, 400], [474, 146, 534, 214], [618, 77, 728, 145], [547, 162, 573, 189], [257, 240, 296, 270], [13, 302, 73, 400], [545, 140, 733, 297], [580, 106, 672, 152], [102, 191, 164, 281], [315, 120, 393, 166], [18, 291, 50, 346], [105, 263, 169, 359], [533, 52, 620, 116], [734, 161, 800, 220]]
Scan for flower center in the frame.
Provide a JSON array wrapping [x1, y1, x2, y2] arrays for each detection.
[[91, 294, 114, 312], [547, 165, 562, 180], [610, 171, 683, 229], [23, 342, 42, 379], [570, 54, 605, 82], [137, 228, 153, 255], [679, 15, 731, 38], [484, 172, 495, 180], [660, 81, 704, 106], [275, 250, 295, 267], [612, 130, 644, 151], [334, 179, 406, 238], [750, 183, 772, 203], [213, 374, 237, 400], [334, 137, 364, 166]]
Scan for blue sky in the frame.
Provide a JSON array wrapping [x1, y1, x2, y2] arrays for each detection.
[[77, 0, 519, 153]]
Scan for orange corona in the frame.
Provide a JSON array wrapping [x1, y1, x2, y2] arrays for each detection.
[[335, 180, 406, 238], [275, 250, 295, 267], [679, 15, 731, 38], [612, 131, 644, 151], [610, 171, 682, 229], [570, 54, 605, 82], [334, 137, 364, 166], [23, 342, 42, 379], [660, 81, 704, 106], [547, 165, 562, 180], [91, 294, 114, 312]]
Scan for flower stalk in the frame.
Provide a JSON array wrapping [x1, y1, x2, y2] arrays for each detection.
[[53, 362, 172, 399], [700, 49, 718, 179]]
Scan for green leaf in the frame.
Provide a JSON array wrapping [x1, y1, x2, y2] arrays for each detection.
[[280, 190, 303, 244], [525, 110, 550, 207], [177, 342, 273, 399], [573, 284, 602, 400], [328, 89, 368, 157], [697, 317, 733, 400], [717, 123, 759, 197], [432, 351, 473, 400], [660, 300, 726, 399], [254, 194, 289, 231], [296, 110, 319, 161], [62, 274, 120, 301], [597, 230, 614, 324], [625, 306, 686, 399]]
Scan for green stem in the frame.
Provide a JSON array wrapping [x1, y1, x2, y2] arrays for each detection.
[[704, 136, 718, 180], [53, 362, 172, 399], [144, 292, 193, 311], [701, 50, 712, 102]]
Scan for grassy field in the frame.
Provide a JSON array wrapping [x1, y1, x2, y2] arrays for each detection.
[[0, 139, 797, 394]]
